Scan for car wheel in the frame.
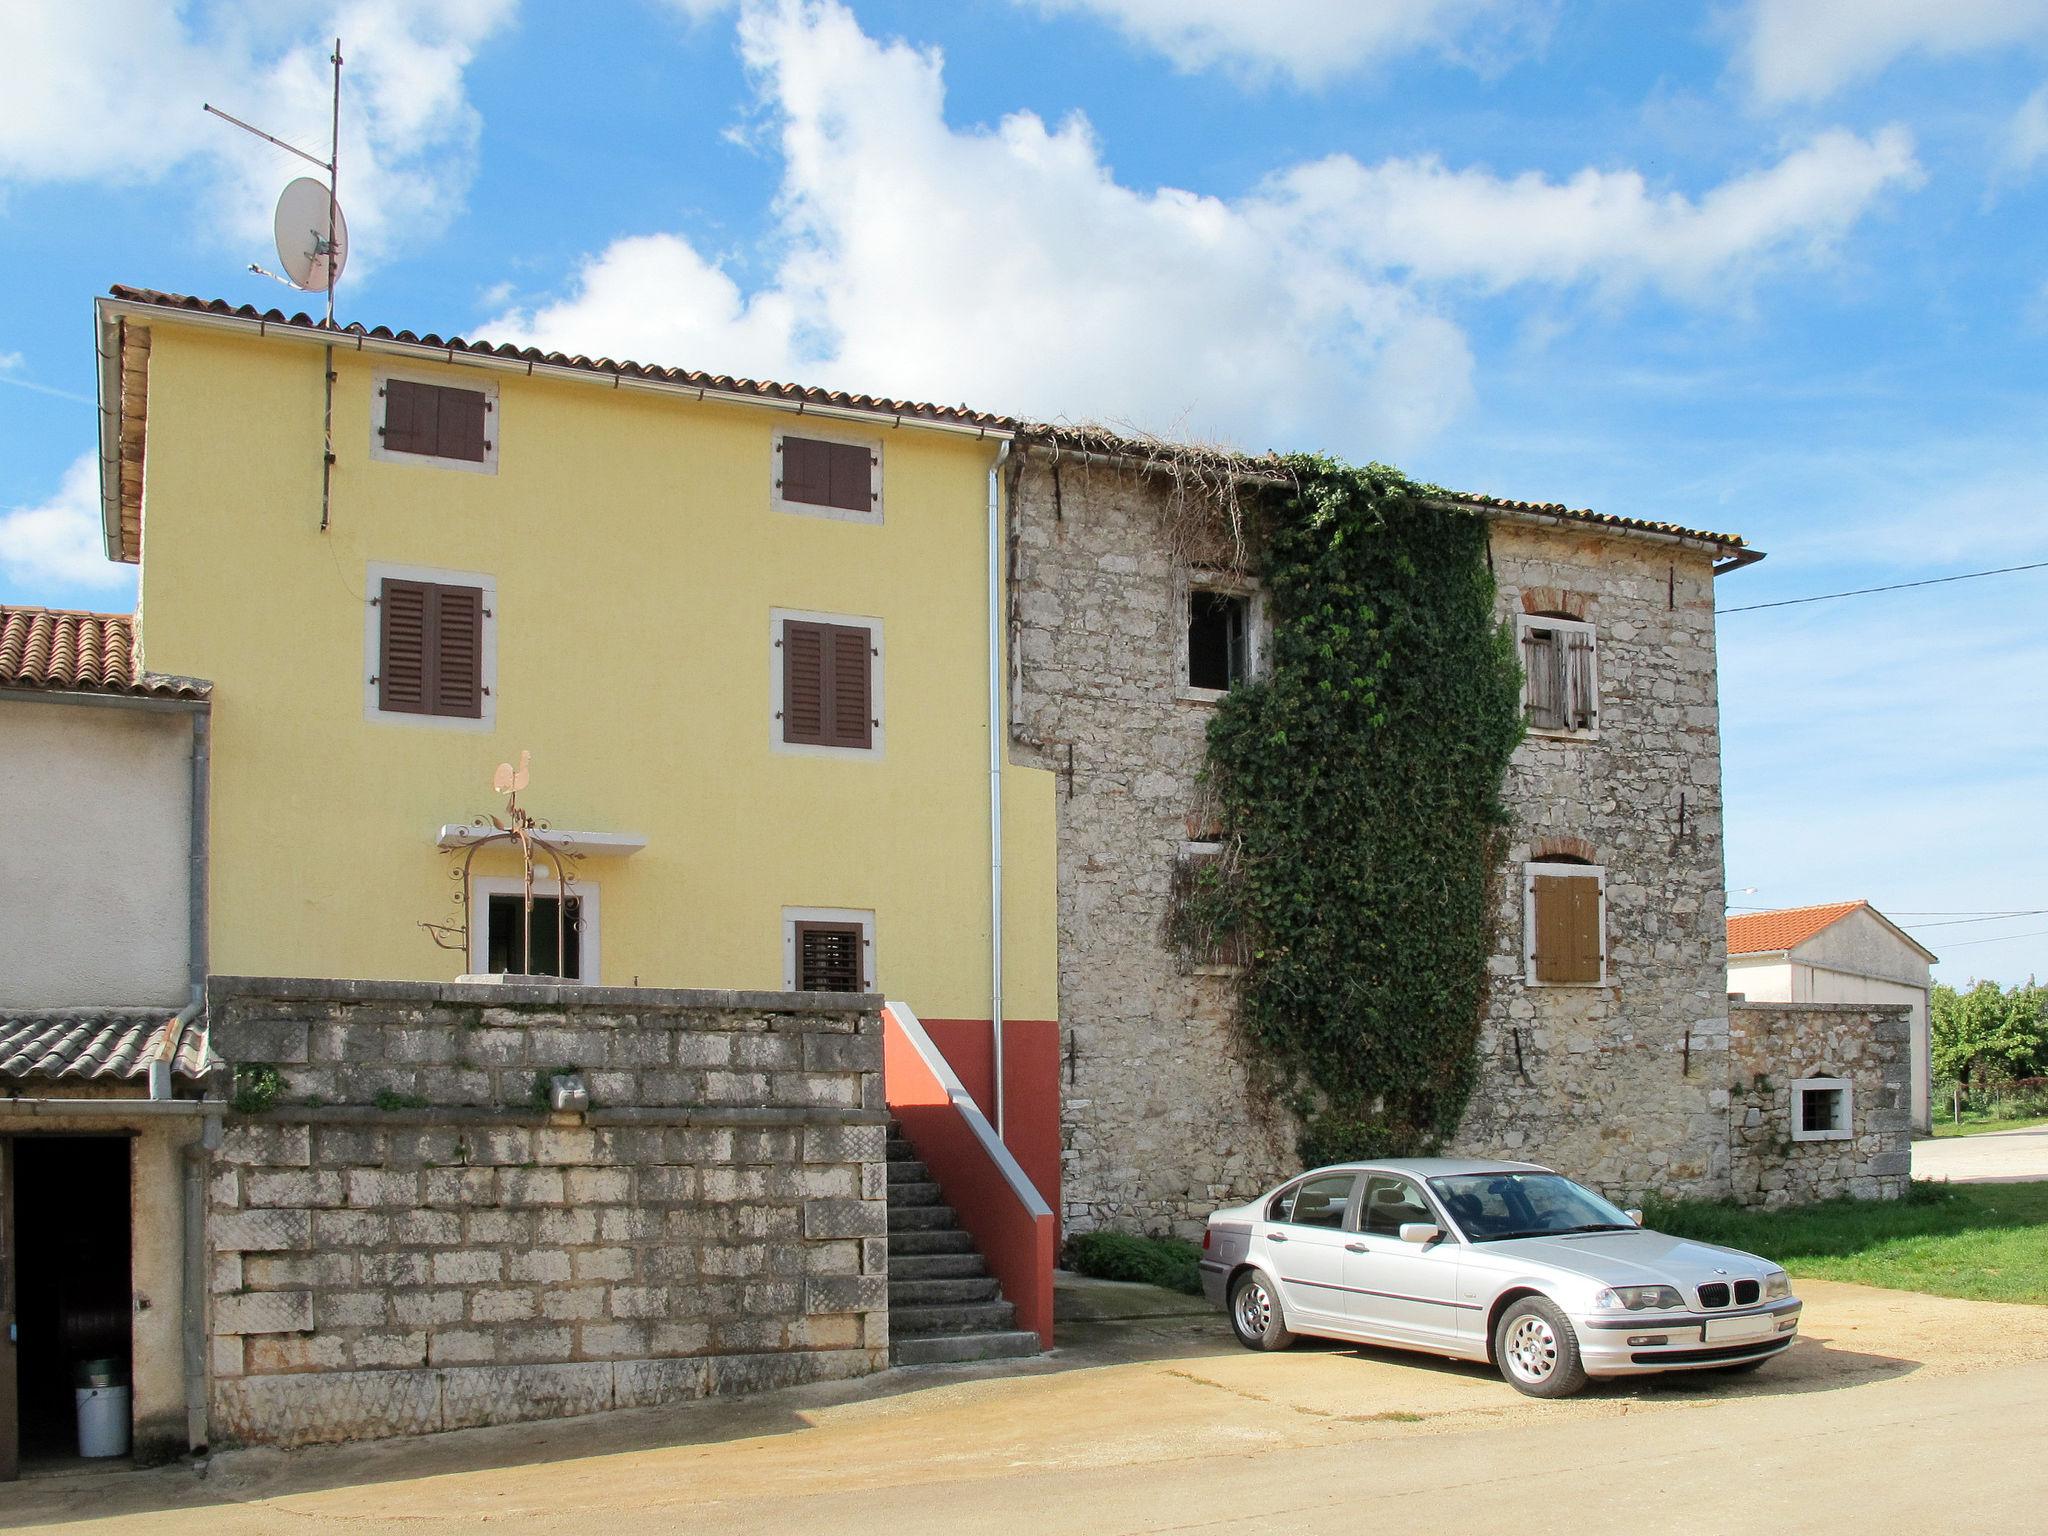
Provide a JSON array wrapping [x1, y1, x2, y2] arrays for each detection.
[[1229, 1271, 1296, 1351], [1493, 1296, 1588, 1398]]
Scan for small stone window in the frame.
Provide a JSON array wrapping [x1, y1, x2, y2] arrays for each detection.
[[1182, 577, 1264, 699], [469, 876, 599, 984], [1791, 1077, 1851, 1142]]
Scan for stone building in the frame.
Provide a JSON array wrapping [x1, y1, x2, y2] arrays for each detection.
[[1004, 437, 1903, 1234]]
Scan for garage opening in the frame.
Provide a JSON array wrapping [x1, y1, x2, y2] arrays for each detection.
[[12, 1137, 132, 1467]]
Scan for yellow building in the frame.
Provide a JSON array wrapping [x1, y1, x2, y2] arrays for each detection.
[[95, 286, 1058, 1041]]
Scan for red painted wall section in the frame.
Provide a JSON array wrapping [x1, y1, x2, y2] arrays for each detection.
[[919, 1017, 1061, 1237]]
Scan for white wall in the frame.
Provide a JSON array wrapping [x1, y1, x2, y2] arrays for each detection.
[[0, 697, 194, 1007]]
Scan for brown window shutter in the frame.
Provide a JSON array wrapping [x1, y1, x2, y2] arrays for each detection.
[[434, 386, 490, 463], [826, 623, 873, 748], [823, 441, 874, 512], [381, 379, 436, 456], [1568, 877, 1602, 981], [782, 620, 828, 744], [1565, 629, 1596, 729], [378, 579, 431, 714], [796, 921, 865, 991], [780, 436, 829, 507], [1533, 873, 1602, 983], [430, 584, 485, 718]]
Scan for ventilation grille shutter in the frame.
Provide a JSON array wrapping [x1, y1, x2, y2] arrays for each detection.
[[796, 922, 864, 992], [827, 624, 873, 748], [432, 585, 485, 718], [435, 386, 490, 463], [378, 578, 430, 714], [782, 620, 828, 744]]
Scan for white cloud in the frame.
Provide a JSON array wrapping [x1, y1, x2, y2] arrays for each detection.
[[2007, 83, 2048, 175], [0, 0, 517, 268], [485, 1, 1924, 458], [1738, 0, 2048, 103], [1019, 0, 1551, 88], [0, 350, 21, 372], [0, 455, 132, 592]]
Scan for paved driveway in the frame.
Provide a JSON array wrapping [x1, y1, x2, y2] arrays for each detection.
[[1914, 1125, 2048, 1182], [5, 1276, 2045, 1535]]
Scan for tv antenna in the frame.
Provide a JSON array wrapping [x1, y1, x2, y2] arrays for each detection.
[[203, 39, 346, 533]]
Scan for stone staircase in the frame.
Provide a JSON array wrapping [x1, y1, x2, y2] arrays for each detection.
[[886, 1121, 1044, 1366]]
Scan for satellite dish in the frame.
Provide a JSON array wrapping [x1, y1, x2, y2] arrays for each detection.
[[274, 175, 348, 290]]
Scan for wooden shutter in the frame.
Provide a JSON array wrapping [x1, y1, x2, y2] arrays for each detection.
[[796, 921, 865, 991], [434, 386, 490, 463], [380, 380, 435, 457], [827, 624, 873, 748], [782, 620, 828, 744], [780, 436, 875, 513], [1533, 872, 1601, 984], [431, 585, 485, 718], [781, 619, 873, 748], [1564, 628, 1597, 730], [1523, 625, 1563, 730], [378, 579, 430, 714]]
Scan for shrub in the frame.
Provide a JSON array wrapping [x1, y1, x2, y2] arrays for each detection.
[[1065, 1230, 1204, 1294]]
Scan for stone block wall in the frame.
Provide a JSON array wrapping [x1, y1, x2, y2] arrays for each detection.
[[1008, 451, 1738, 1233], [1729, 1001, 1913, 1204], [204, 977, 887, 1447]]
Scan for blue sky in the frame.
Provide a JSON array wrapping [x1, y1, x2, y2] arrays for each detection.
[[2, 0, 2044, 983]]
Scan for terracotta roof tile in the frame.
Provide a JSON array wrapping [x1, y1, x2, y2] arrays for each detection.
[[1727, 901, 1868, 955], [0, 1009, 214, 1086], [106, 285, 1012, 432], [0, 606, 209, 699]]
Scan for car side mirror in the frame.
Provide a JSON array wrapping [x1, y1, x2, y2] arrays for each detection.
[[1398, 1222, 1442, 1245], [1623, 1208, 1643, 1226]]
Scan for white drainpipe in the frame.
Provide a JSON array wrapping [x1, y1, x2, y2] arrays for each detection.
[[987, 439, 1012, 1140]]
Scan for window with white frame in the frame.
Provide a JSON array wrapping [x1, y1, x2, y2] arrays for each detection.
[[1791, 1077, 1852, 1142], [1518, 614, 1598, 735], [772, 427, 883, 523], [371, 368, 499, 474], [363, 561, 497, 731], [469, 876, 598, 984], [1182, 576, 1264, 698], [1523, 860, 1607, 987], [770, 609, 883, 757], [784, 907, 875, 992]]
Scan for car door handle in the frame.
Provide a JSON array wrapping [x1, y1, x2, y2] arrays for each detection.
[[1266, 1232, 1287, 1242], [1345, 1242, 1367, 1253]]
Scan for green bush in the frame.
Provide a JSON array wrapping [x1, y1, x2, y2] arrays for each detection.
[[1065, 1230, 1204, 1294]]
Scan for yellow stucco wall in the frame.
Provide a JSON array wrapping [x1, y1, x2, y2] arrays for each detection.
[[135, 322, 1057, 1022]]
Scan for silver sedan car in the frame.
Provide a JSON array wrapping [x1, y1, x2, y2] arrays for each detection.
[[1201, 1158, 1800, 1397]]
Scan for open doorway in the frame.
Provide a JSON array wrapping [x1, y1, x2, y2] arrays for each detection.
[[10, 1137, 132, 1469]]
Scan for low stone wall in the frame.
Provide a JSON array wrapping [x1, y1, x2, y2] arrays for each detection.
[[204, 976, 888, 1447], [1728, 1001, 1912, 1205]]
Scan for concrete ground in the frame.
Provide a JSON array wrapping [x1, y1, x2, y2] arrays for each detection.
[[1914, 1123, 2048, 1182], [6, 1273, 2046, 1535]]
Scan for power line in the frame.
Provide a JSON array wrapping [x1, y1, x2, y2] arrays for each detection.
[[1939, 927, 2048, 949], [1717, 559, 2048, 615], [1900, 911, 2048, 930]]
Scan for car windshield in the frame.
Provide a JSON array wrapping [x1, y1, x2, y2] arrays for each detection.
[[1427, 1172, 1635, 1242]]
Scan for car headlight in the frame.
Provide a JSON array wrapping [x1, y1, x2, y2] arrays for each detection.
[[1593, 1285, 1685, 1312], [1763, 1270, 1792, 1301]]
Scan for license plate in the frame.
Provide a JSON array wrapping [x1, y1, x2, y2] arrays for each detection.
[[1704, 1314, 1777, 1344]]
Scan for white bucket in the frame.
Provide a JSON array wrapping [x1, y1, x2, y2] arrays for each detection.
[[75, 1385, 130, 1458]]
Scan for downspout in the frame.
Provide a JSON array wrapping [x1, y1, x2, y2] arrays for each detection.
[[181, 706, 215, 1451], [987, 440, 1012, 1140]]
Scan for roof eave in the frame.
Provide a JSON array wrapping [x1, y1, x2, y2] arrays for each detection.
[[93, 298, 128, 563]]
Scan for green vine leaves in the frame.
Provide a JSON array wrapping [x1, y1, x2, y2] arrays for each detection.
[[1185, 457, 1525, 1168]]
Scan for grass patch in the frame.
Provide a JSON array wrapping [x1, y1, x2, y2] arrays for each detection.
[[1065, 1231, 1204, 1295], [1643, 1180, 2048, 1306], [1930, 1114, 2048, 1139]]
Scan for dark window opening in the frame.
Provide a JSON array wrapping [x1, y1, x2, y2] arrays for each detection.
[[1800, 1087, 1845, 1134], [486, 893, 582, 980], [1188, 590, 1249, 691], [795, 921, 865, 992], [11, 1136, 131, 1464]]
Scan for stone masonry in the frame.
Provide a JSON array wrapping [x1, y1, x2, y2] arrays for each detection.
[[204, 976, 888, 1447], [1729, 1001, 1913, 1205], [1008, 447, 1849, 1234]]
